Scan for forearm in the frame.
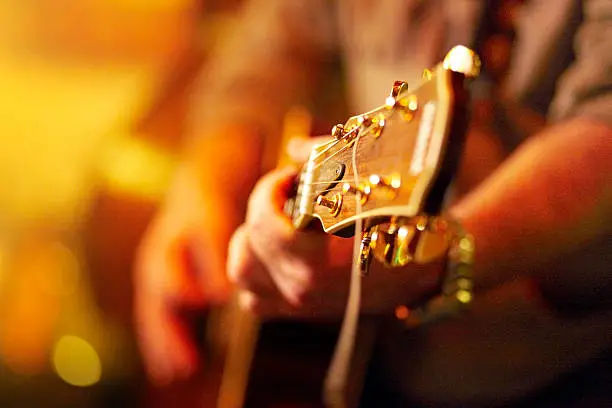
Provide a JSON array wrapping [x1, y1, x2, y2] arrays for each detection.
[[451, 118, 612, 301]]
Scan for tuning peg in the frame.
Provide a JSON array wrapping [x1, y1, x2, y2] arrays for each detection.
[[357, 115, 372, 127], [358, 223, 414, 276], [342, 182, 371, 204], [331, 123, 345, 140], [368, 174, 401, 191], [376, 223, 416, 267], [358, 228, 374, 276], [385, 93, 418, 121], [390, 80, 408, 98], [316, 193, 343, 216], [385, 81, 408, 108]]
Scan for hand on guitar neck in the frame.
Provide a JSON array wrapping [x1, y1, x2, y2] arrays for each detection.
[[227, 165, 445, 319], [228, 46, 480, 322], [223, 47, 480, 407]]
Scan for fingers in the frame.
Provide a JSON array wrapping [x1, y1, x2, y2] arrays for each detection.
[[227, 225, 279, 302], [243, 167, 321, 306], [134, 219, 207, 385], [228, 166, 340, 314]]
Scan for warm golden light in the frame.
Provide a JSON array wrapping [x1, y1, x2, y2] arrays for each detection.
[[397, 226, 410, 239], [0, 239, 5, 290], [459, 236, 475, 252], [390, 175, 401, 189], [96, 134, 175, 201], [456, 290, 472, 304], [35, 242, 80, 297], [443, 45, 481, 79], [52, 336, 102, 387]]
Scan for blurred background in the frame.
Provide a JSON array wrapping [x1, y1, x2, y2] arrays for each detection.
[[0, 0, 241, 406]]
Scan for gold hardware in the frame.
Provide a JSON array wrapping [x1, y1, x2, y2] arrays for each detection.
[[421, 68, 433, 81], [396, 95, 419, 121], [415, 215, 428, 231], [371, 118, 385, 138], [342, 182, 371, 204], [357, 114, 387, 138], [392, 217, 475, 329], [368, 174, 400, 190], [385, 96, 396, 108], [316, 193, 343, 217], [370, 223, 416, 268], [331, 123, 345, 140], [443, 45, 481, 79], [385, 80, 409, 110], [390, 80, 408, 98], [357, 115, 372, 127], [369, 174, 381, 186], [358, 229, 374, 276]]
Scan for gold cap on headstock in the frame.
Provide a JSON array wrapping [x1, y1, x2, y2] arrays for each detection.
[[443, 45, 481, 79]]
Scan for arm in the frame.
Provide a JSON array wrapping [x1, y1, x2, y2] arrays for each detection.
[[453, 118, 612, 304], [460, 0, 612, 303]]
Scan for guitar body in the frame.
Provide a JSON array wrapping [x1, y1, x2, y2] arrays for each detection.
[[218, 46, 479, 408]]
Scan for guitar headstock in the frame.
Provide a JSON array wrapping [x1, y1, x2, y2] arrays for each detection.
[[287, 46, 480, 236]]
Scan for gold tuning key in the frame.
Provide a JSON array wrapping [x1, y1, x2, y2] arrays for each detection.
[[390, 80, 408, 98], [358, 228, 374, 276], [385, 81, 410, 108], [368, 174, 401, 190], [386, 92, 418, 121], [316, 193, 343, 217], [331, 123, 345, 140], [357, 115, 372, 127], [342, 182, 371, 204]]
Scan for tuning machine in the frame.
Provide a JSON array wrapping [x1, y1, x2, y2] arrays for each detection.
[[359, 217, 450, 276], [385, 80, 418, 122], [357, 221, 414, 276], [316, 193, 343, 217], [331, 123, 346, 140], [342, 182, 371, 205]]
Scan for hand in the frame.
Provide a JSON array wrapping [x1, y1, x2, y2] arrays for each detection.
[[227, 165, 443, 320], [134, 164, 234, 385]]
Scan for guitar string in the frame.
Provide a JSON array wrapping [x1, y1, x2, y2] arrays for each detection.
[[294, 105, 395, 208], [302, 180, 363, 186], [308, 105, 393, 173], [309, 136, 345, 161], [323, 120, 365, 407], [309, 136, 357, 172]]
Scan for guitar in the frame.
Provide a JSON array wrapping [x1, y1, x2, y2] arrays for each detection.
[[218, 45, 480, 408]]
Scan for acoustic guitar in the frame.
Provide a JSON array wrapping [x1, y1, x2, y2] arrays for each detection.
[[217, 45, 480, 408]]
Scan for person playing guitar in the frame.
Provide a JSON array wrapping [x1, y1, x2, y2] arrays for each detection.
[[135, 1, 612, 406]]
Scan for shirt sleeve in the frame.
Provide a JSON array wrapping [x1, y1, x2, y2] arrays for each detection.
[[189, 0, 338, 147], [549, 0, 612, 126]]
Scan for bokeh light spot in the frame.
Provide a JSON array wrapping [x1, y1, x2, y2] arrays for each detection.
[[52, 336, 102, 387]]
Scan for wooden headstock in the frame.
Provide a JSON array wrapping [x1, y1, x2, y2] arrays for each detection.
[[286, 46, 480, 237]]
